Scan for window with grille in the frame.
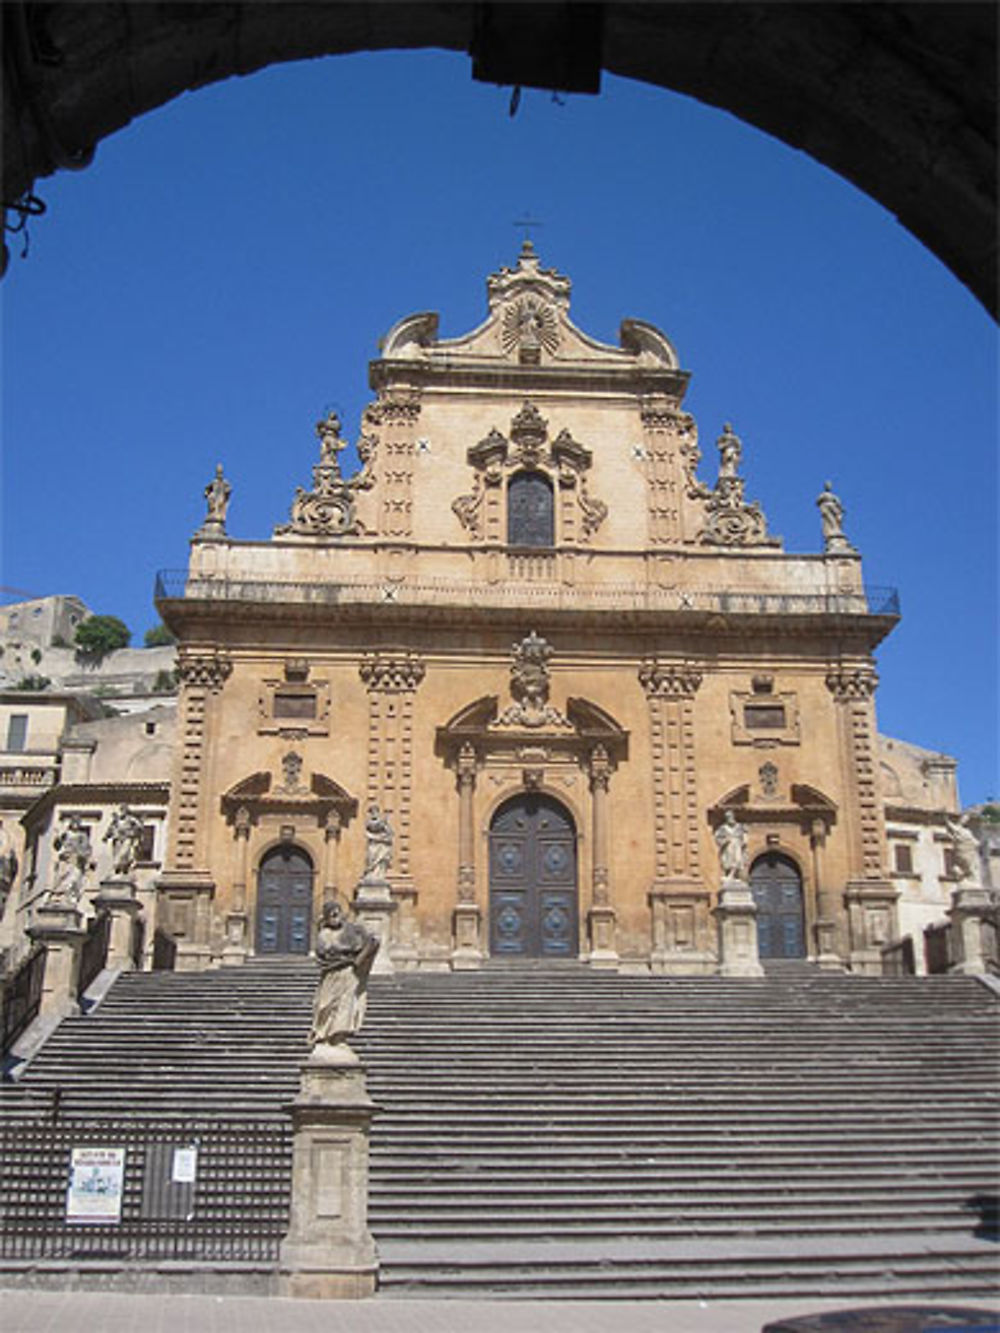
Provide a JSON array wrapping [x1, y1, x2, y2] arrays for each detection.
[[507, 472, 554, 548]]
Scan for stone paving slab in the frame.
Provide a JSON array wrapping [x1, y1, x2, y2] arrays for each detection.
[[3, 1292, 999, 1333]]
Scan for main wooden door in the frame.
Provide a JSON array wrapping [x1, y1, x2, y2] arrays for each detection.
[[489, 793, 578, 958], [255, 846, 313, 955], [749, 852, 806, 959]]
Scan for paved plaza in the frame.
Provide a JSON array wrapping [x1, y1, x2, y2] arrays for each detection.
[[4, 1291, 1000, 1333]]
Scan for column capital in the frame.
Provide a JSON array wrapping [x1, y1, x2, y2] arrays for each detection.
[[825, 664, 878, 701], [639, 658, 703, 698], [176, 648, 233, 691]]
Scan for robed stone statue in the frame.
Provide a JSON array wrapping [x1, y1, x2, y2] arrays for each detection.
[[308, 901, 379, 1056]]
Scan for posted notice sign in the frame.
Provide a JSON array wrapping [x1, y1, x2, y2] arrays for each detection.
[[66, 1146, 126, 1224]]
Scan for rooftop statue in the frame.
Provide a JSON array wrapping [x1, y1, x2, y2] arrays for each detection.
[[197, 463, 231, 539], [308, 901, 379, 1054], [817, 481, 856, 554]]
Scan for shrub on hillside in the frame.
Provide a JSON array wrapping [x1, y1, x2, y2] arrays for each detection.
[[74, 615, 131, 659]]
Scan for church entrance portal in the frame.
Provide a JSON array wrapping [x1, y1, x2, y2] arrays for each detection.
[[749, 852, 806, 959], [489, 794, 578, 959], [255, 846, 314, 955]]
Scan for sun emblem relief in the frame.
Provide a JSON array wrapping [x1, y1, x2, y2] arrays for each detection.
[[501, 296, 560, 363]]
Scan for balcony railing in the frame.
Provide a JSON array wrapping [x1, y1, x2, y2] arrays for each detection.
[[0, 764, 57, 789], [156, 569, 899, 619]]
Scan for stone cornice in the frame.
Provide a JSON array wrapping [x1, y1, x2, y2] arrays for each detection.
[[369, 357, 689, 401]]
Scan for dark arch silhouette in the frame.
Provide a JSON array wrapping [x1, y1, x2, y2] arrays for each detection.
[[2, 3, 995, 311]]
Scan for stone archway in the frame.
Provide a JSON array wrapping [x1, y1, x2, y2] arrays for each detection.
[[489, 791, 578, 959], [749, 851, 806, 960], [255, 843, 314, 955], [3, 5, 995, 310]]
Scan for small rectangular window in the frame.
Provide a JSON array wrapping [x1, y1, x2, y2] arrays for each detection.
[[893, 843, 914, 874], [6, 714, 28, 752], [274, 691, 317, 720], [943, 847, 958, 877], [138, 825, 157, 863], [744, 704, 787, 730]]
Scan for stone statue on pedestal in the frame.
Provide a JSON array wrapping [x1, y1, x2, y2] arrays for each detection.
[[715, 810, 749, 881], [816, 481, 855, 553], [308, 901, 379, 1054], [197, 463, 231, 538], [0, 820, 18, 915], [361, 804, 393, 883], [945, 815, 982, 887], [103, 803, 144, 878], [47, 816, 94, 906]]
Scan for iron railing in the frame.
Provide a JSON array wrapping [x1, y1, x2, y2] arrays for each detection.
[[1, 944, 46, 1057], [77, 911, 110, 1000], [155, 569, 900, 619], [0, 1116, 290, 1262]]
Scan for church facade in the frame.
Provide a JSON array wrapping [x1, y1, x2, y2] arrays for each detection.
[[154, 245, 900, 975]]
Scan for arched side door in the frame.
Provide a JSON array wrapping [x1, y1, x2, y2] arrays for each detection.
[[749, 851, 806, 959], [255, 845, 313, 955], [489, 793, 578, 958]]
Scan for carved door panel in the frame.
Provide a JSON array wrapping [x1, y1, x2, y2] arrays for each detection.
[[750, 852, 805, 959], [489, 794, 577, 958], [255, 846, 313, 955]]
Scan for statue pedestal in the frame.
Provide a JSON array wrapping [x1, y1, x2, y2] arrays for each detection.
[[714, 879, 764, 978], [845, 878, 898, 975], [27, 901, 87, 1018], [813, 917, 845, 971], [95, 877, 141, 972], [948, 885, 997, 975], [587, 904, 619, 970], [221, 911, 249, 966], [279, 1047, 378, 1299], [451, 901, 483, 970], [352, 879, 396, 976]]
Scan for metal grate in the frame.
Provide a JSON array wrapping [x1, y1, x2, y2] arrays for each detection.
[[0, 1116, 290, 1262]]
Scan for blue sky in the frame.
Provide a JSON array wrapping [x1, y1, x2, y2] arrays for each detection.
[[2, 51, 997, 801]]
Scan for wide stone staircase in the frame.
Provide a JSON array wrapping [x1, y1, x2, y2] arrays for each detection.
[[2, 961, 998, 1299]]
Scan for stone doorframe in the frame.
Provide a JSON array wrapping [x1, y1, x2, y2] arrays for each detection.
[[436, 695, 628, 969], [708, 783, 840, 966], [219, 767, 358, 965]]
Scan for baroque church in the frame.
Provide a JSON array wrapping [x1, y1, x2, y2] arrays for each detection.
[[152, 242, 901, 976]]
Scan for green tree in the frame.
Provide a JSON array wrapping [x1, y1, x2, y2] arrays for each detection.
[[144, 622, 177, 647], [74, 615, 131, 659]]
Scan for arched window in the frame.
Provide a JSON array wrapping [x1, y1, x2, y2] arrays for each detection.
[[507, 471, 554, 548]]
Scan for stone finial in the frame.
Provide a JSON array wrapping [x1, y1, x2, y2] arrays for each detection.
[[274, 411, 359, 540], [697, 424, 775, 547], [817, 480, 856, 553]]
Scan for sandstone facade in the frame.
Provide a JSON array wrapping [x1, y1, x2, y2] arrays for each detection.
[[153, 245, 901, 973]]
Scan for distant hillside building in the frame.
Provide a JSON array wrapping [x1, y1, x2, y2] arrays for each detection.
[[149, 245, 908, 975]]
